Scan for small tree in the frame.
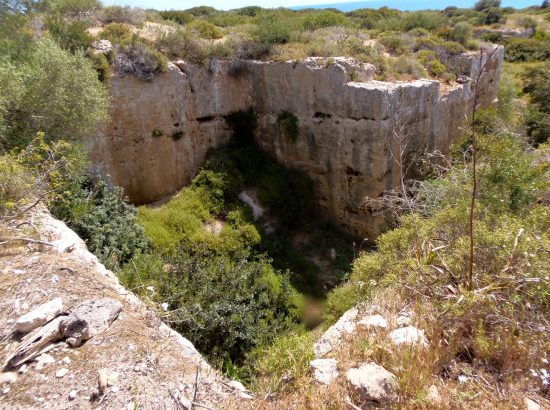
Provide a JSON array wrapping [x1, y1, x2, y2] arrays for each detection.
[[474, 0, 501, 11]]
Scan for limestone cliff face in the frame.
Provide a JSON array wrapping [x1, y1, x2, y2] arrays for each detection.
[[89, 46, 503, 239]]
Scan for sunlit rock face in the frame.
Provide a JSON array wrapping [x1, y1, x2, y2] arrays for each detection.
[[89, 46, 503, 239]]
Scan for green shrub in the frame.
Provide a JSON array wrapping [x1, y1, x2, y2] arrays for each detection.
[[114, 37, 168, 81], [151, 128, 163, 137], [250, 330, 314, 393], [49, 0, 100, 15], [0, 154, 33, 215], [88, 51, 111, 83], [46, 17, 94, 52], [277, 111, 299, 142], [56, 180, 148, 269], [98, 22, 132, 44], [400, 11, 447, 32], [379, 33, 409, 54], [120, 248, 298, 363], [474, 0, 501, 11], [504, 38, 550, 62], [392, 55, 427, 78], [187, 19, 223, 40], [0, 39, 109, 151], [184, 6, 218, 17], [445, 22, 473, 45], [100, 5, 144, 25], [254, 15, 292, 44], [159, 10, 195, 25], [302, 10, 348, 31]]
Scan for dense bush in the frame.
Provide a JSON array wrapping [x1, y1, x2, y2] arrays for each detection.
[[0, 38, 108, 151], [255, 14, 292, 44], [187, 19, 223, 39], [113, 37, 168, 81], [522, 63, 550, 146], [49, 0, 101, 16], [100, 5, 144, 25], [302, 10, 348, 31], [504, 37, 550, 62], [55, 180, 148, 269], [98, 22, 132, 44], [159, 10, 194, 25], [277, 111, 299, 142], [46, 16, 94, 51]]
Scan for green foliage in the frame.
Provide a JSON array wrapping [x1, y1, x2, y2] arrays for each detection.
[[0, 153, 32, 215], [151, 128, 163, 137], [276, 111, 299, 142], [159, 10, 195, 25], [474, 0, 501, 11], [184, 6, 217, 17], [521, 64, 550, 146], [504, 38, 550, 62], [415, 50, 446, 76], [98, 22, 132, 44], [302, 10, 348, 31], [88, 51, 112, 83], [120, 248, 298, 363], [254, 14, 292, 44], [250, 330, 314, 393], [445, 22, 473, 46], [0, 38, 109, 151], [114, 36, 168, 81], [400, 11, 447, 32], [56, 180, 148, 269], [46, 16, 94, 52], [49, 0, 100, 16], [187, 19, 223, 39], [100, 5, 144, 25]]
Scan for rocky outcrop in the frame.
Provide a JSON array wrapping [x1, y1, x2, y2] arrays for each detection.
[[0, 210, 245, 409], [89, 46, 503, 239]]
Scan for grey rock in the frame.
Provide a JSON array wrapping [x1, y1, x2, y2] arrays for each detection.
[[91, 39, 112, 55], [389, 326, 428, 347], [346, 362, 398, 405], [15, 298, 63, 333], [60, 298, 122, 347], [310, 358, 339, 385], [358, 314, 388, 330], [0, 372, 18, 385]]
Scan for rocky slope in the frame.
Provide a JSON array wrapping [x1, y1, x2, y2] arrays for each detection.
[[89, 46, 503, 239], [0, 210, 248, 409]]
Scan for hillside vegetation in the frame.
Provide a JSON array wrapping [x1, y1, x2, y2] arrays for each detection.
[[0, 0, 549, 409]]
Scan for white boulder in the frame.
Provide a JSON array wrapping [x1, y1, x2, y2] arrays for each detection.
[[358, 314, 388, 330], [389, 326, 428, 347], [15, 298, 63, 333], [346, 362, 398, 405], [310, 358, 339, 385]]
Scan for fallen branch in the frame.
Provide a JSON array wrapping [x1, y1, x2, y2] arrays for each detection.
[[0, 238, 53, 247]]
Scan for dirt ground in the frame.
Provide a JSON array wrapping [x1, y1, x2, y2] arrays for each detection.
[[0, 209, 246, 409]]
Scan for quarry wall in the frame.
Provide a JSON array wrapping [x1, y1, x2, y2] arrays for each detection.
[[88, 45, 503, 239]]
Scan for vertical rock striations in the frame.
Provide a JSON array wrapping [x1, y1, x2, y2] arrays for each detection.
[[89, 46, 503, 239]]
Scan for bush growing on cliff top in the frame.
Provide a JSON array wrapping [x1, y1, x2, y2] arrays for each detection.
[[0, 38, 108, 151], [114, 37, 168, 81]]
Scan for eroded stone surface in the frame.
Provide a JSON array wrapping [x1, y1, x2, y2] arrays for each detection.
[[310, 358, 339, 385], [314, 308, 358, 358], [389, 326, 428, 347], [89, 48, 503, 240], [15, 298, 63, 333], [358, 314, 388, 330], [346, 362, 398, 405]]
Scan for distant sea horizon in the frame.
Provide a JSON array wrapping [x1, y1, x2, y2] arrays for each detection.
[[291, 0, 540, 11]]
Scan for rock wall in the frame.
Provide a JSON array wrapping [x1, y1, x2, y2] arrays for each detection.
[[89, 46, 503, 239]]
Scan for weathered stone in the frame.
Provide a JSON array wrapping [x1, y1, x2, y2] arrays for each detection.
[[55, 368, 69, 378], [346, 362, 398, 405], [59, 298, 122, 347], [5, 317, 63, 368], [91, 39, 112, 55], [358, 314, 388, 330], [68, 390, 77, 400], [310, 358, 339, 385], [314, 308, 358, 357], [35, 353, 55, 370], [426, 385, 442, 405], [89, 48, 503, 240], [0, 372, 18, 385], [389, 326, 428, 347], [15, 298, 63, 333], [524, 398, 541, 410], [98, 368, 119, 393]]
